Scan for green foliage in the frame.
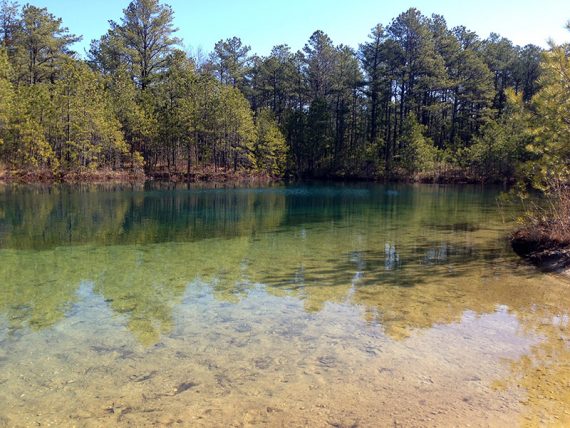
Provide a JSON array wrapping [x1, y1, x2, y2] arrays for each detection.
[[12, 4, 80, 84], [218, 85, 257, 170], [211, 37, 251, 90], [305, 98, 332, 174], [90, 0, 179, 89], [304, 31, 337, 100], [250, 44, 296, 121], [0, 46, 13, 148], [254, 109, 288, 176], [523, 45, 570, 191], [4, 84, 57, 170], [0, 0, 19, 48], [0, 49, 57, 170], [109, 67, 151, 171], [466, 90, 529, 179], [0, 2, 552, 181], [397, 114, 438, 174], [52, 60, 127, 170]]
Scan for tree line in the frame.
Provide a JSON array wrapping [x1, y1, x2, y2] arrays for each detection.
[[0, 0, 566, 183]]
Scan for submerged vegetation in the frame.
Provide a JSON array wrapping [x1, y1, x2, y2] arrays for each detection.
[[0, 0, 565, 185]]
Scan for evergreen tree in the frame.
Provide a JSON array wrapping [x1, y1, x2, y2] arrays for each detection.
[[109, 66, 151, 170], [50, 60, 127, 171], [398, 114, 438, 175], [251, 44, 296, 122], [12, 4, 80, 84], [4, 84, 56, 170], [524, 41, 570, 190], [254, 108, 288, 176], [360, 24, 390, 151], [0, 2, 551, 182], [482, 33, 518, 112], [466, 90, 529, 180], [211, 36, 251, 91], [90, 0, 179, 89], [0, 0, 19, 50], [303, 31, 337, 100], [0, 46, 14, 148]]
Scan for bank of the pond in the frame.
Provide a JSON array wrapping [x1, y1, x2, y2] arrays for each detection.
[[510, 188, 570, 276], [0, 167, 279, 185], [0, 165, 515, 187], [511, 230, 570, 276], [0, 167, 144, 184]]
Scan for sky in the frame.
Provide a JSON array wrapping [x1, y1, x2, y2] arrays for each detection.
[[29, 0, 570, 56]]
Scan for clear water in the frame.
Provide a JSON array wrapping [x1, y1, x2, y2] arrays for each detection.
[[0, 183, 568, 427]]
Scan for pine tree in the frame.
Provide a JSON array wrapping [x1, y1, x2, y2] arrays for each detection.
[[254, 108, 288, 176], [0, 46, 14, 149], [398, 114, 438, 174], [12, 4, 80, 84], [50, 60, 127, 171], [0, 0, 19, 50], [211, 37, 251, 91], [525, 42, 570, 190], [90, 0, 179, 89]]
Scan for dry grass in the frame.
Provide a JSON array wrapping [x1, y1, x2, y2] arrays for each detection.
[[0, 167, 146, 184], [63, 168, 146, 184], [508, 182, 570, 274], [517, 183, 570, 247], [148, 165, 278, 184], [0, 165, 280, 186], [511, 181, 570, 273]]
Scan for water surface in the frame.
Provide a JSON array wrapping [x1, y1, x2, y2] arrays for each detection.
[[0, 183, 569, 427]]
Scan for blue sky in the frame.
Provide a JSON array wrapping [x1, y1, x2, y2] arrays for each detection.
[[30, 0, 570, 56]]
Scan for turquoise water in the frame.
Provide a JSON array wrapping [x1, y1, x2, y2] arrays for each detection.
[[0, 183, 568, 427]]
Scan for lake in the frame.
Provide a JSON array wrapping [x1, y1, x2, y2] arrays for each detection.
[[0, 183, 568, 427]]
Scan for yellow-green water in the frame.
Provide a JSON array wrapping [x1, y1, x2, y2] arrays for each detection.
[[0, 183, 568, 427]]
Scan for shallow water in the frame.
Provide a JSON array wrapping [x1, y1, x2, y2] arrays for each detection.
[[0, 183, 568, 427]]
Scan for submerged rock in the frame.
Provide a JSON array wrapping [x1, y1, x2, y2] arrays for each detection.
[[318, 356, 337, 368], [511, 232, 570, 275], [175, 381, 199, 395]]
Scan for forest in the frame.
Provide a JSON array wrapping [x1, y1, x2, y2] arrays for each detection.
[[0, 0, 568, 190]]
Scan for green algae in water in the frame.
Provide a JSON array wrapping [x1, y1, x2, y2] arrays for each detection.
[[0, 183, 569, 427]]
